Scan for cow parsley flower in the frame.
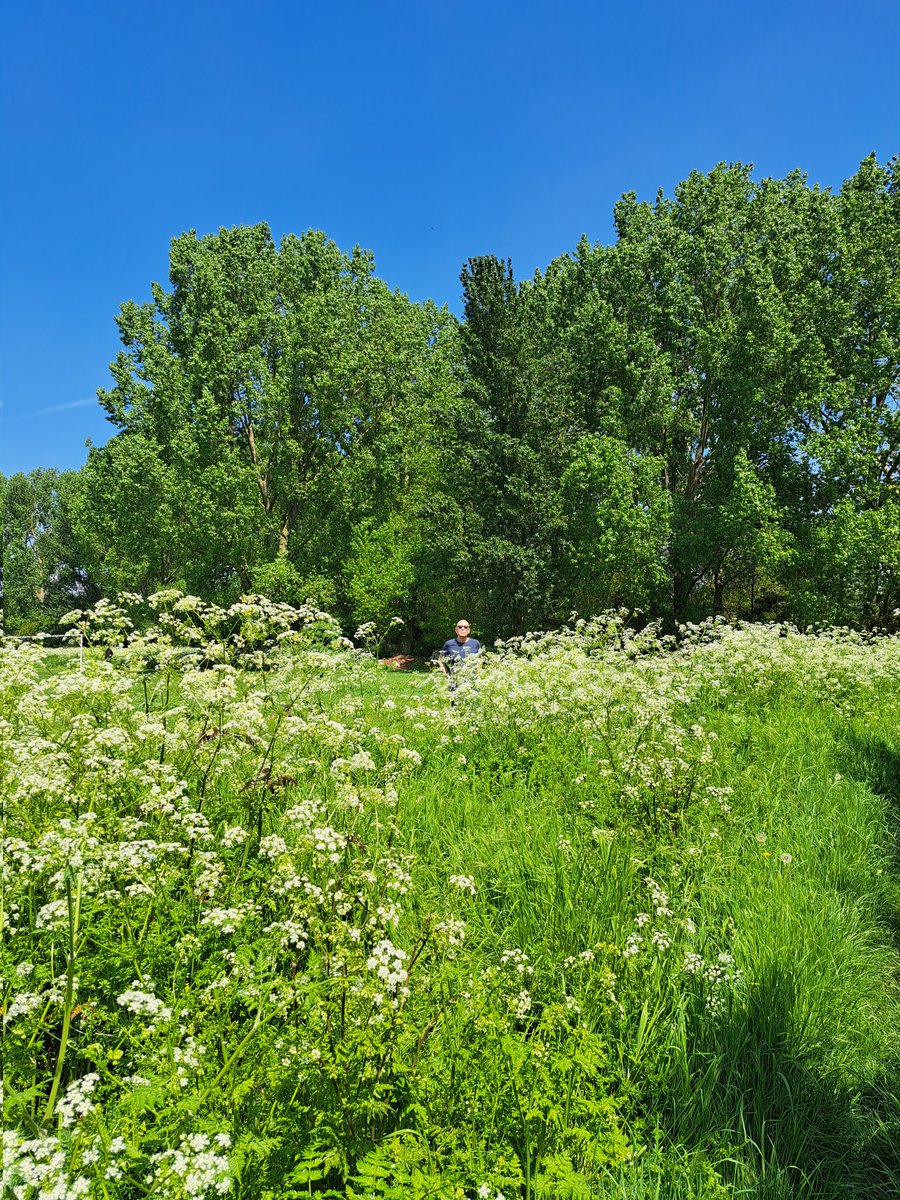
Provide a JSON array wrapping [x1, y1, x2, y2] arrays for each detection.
[[365, 939, 408, 991], [116, 984, 172, 1023], [57, 1073, 100, 1127], [449, 874, 476, 896], [150, 1132, 232, 1197]]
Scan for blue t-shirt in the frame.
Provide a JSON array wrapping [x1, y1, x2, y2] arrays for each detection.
[[441, 637, 481, 668]]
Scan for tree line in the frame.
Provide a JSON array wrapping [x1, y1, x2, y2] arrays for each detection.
[[2, 155, 899, 648]]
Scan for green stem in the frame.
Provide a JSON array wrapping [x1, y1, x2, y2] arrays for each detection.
[[43, 870, 81, 1125], [196, 1002, 280, 1106], [497, 1031, 532, 1200]]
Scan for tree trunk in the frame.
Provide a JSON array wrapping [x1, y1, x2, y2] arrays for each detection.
[[277, 501, 301, 556], [713, 566, 724, 615], [672, 572, 694, 622], [749, 565, 757, 622]]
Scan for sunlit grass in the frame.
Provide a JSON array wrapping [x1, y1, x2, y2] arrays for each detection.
[[3, 609, 900, 1197]]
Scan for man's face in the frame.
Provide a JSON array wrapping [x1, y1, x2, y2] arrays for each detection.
[[455, 622, 470, 643]]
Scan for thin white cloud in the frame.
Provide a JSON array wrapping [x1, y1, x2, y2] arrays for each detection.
[[30, 397, 98, 417]]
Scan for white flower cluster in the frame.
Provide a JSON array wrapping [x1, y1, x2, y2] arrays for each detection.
[[563, 948, 596, 967], [150, 1132, 232, 1197], [57, 1072, 100, 1127], [2, 1130, 90, 1198], [434, 917, 466, 947], [35, 899, 69, 931], [623, 932, 643, 958], [683, 950, 745, 1013], [331, 748, 376, 775], [116, 983, 172, 1024], [4, 990, 44, 1023], [511, 989, 532, 1018], [308, 825, 346, 864], [645, 877, 673, 917], [381, 857, 413, 895], [264, 919, 308, 950], [365, 938, 408, 992], [258, 834, 288, 859], [173, 1036, 206, 1088], [449, 874, 477, 896], [500, 947, 533, 976], [200, 905, 250, 934], [221, 824, 248, 848], [193, 850, 226, 899]]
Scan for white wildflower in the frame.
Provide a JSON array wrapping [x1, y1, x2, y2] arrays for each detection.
[[449, 874, 476, 896], [365, 939, 408, 992]]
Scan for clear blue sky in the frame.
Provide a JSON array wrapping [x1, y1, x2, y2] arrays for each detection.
[[2, 0, 898, 476]]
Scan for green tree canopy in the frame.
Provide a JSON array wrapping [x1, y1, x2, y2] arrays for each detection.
[[78, 224, 459, 610], [14, 158, 900, 643]]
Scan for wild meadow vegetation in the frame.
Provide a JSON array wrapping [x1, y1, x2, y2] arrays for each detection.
[[2, 151, 899, 1195], [3, 596, 900, 1198]]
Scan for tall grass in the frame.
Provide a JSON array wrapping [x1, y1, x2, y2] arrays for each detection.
[[2, 603, 899, 1197]]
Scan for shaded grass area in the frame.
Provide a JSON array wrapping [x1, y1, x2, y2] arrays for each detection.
[[645, 708, 900, 1198]]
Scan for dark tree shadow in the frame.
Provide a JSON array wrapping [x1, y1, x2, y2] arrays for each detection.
[[692, 968, 900, 1197], [839, 729, 900, 948], [662, 726, 900, 1197]]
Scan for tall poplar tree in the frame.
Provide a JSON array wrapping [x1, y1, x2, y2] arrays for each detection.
[[78, 224, 458, 604]]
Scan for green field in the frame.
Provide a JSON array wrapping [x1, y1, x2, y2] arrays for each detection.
[[3, 606, 900, 1198]]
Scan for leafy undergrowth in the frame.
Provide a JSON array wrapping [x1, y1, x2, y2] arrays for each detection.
[[2, 599, 900, 1198]]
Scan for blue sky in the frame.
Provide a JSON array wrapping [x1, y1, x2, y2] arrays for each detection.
[[2, 0, 898, 476]]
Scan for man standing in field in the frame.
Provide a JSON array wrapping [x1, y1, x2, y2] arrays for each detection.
[[438, 619, 482, 691]]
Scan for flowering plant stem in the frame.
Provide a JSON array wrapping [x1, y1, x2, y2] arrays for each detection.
[[197, 1005, 276, 1106], [42, 868, 81, 1126]]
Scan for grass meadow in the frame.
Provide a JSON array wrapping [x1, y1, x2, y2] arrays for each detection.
[[2, 599, 900, 1198]]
